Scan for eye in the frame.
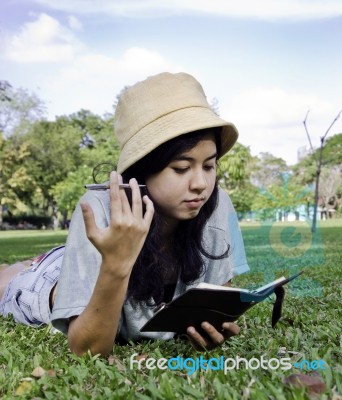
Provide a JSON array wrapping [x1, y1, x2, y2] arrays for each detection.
[[173, 167, 189, 174], [204, 164, 215, 171]]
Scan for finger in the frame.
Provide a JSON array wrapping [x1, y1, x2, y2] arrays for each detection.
[[187, 336, 205, 351], [142, 195, 154, 225], [130, 178, 143, 218], [80, 202, 99, 242], [109, 171, 126, 218], [186, 326, 209, 349], [201, 322, 225, 346], [116, 174, 135, 216], [221, 322, 240, 337]]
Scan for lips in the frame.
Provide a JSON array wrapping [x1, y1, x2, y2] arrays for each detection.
[[184, 197, 205, 209], [186, 197, 203, 202]]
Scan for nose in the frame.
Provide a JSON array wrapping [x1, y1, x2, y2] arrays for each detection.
[[189, 168, 207, 192]]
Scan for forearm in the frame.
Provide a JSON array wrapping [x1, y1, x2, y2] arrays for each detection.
[[67, 173, 154, 356], [67, 264, 130, 357]]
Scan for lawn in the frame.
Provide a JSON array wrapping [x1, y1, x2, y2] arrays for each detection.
[[0, 220, 341, 399]]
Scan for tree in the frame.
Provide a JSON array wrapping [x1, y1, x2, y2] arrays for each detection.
[[0, 81, 46, 137], [0, 81, 12, 102], [217, 142, 252, 184], [23, 119, 84, 215], [0, 132, 39, 225], [319, 167, 342, 205], [228, 181, 258, 218], [293, 133, 342, 185], [50, 166, 93, 228], [249, 152, 289, 189], [31, 111, 121, 225], [303, 110, 341, 232], [60, 110, 120, 172], [0, 82, 47, 224], [318, 133, 342, 166], [217, 143, 257, 216], [252, 173, 313, 221]]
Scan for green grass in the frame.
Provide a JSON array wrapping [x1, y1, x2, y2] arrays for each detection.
[[0, 230, 68, 264], [0, 221, 341, 399]]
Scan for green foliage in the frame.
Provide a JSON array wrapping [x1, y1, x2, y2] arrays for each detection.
[[63, 109, 120, 170], [23, 119, 84, 210], [0, 108, 120, 220], [218, 143, 257, 215], [3, 214, 52, 229], [226, 181, 259, 216], [293, 133, 342, 185], [250, 152, 289, 188], [252, 174, 314, 218], [50, 166, 93, 219], [217, 142, 252, 183], [48, 111, 119, 219], [311, 133, 342, 168], [0, 132, 37, 213], [0, 82, 121, 222]]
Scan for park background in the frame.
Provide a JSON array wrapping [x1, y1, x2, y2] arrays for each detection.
[[1, 0, 342, 229], [1, 1, 342, 398]]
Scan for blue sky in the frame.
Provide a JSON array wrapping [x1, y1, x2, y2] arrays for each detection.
[[1, 0, 342, 165]]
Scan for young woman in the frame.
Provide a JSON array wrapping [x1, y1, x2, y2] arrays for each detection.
[[0, 72, 249, 356]]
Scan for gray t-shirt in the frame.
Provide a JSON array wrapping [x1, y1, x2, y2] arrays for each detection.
[[51, 188, 249, 341]]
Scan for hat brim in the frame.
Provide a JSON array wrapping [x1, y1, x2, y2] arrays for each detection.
[[117, 106, 239, 173]]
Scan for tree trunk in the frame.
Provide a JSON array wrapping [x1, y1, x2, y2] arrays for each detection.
[[312, 137, 324, 233]]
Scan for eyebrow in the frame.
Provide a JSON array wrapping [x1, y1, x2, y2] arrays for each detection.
[[172, 152, 218, 162]]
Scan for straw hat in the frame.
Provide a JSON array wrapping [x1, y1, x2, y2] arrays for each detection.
[[115, 72, 239, 173]]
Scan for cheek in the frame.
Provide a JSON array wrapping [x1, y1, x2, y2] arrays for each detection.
[[146, 177, 169, 204], [146, 171, 180, 201], [148, 186, 168, 203], [207, 173, 217, 192]]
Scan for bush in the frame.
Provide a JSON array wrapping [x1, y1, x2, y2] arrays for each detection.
[[3, 215, 52, 229]]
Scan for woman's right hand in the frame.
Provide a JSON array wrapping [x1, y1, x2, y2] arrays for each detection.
[[80, 171, 154, 279]]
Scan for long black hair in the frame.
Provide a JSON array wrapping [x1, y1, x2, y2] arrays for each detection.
[[122, 128, 229, 305]]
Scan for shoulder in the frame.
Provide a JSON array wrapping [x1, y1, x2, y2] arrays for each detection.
[[69, 189, 111, 229], [201, 188, 240, 252], [206, 188, 237, 230], [217, 187, 235, 211], [81, 189, 110, 210]]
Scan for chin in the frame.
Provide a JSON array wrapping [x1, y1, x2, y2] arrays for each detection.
[[180, 210, 200, 220]]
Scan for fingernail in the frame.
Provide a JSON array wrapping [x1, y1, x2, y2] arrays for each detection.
[[80, 203, 86, 212]]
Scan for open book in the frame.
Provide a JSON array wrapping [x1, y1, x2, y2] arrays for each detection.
[[140, 271, 303, 335]]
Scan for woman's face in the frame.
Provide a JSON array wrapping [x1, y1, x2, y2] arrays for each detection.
[[145, 133, 217, 230]]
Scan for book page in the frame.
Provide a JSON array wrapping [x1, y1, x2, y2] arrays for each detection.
[[254, 276, 286, 293], [196, 276, 286, 294], [196, 282, 251, 293]]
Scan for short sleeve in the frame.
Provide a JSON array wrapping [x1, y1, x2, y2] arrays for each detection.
[[50, 190, 111, 334], [200, 188, 250, 286]]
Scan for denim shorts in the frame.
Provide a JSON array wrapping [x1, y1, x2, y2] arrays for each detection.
[[0, 245, 65, 326]]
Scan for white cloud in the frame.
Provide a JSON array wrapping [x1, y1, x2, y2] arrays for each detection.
[[67, 15, 83, 31], [4, 13, 84, 62], [221, 87, 342, 164], [43, 47, 183, 117], [30, 0, 342, 20]]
